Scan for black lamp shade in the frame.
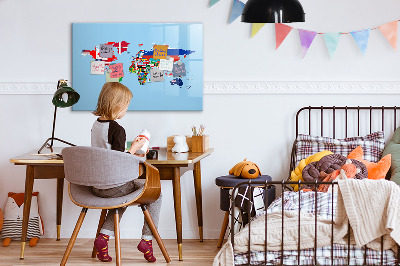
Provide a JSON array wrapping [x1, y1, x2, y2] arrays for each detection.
[[52, 84, 80, 108], [241, 0, 305, 23]]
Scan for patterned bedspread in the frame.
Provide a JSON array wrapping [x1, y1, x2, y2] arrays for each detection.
[[234, 191, 397, 265]]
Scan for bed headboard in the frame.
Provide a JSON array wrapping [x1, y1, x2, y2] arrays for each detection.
[[290, 106, 400, 179]]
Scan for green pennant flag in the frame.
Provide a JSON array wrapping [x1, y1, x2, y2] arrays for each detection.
[[209, 0, 220, 7], [323, 33, 341, 58]]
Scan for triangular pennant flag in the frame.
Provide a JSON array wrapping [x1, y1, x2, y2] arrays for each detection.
[[275, 23, 293, 49], [323, 33, 341, 58], [351, 29, 370, 55], [298, 29, 317, 58], [229, 0, 245, 24], [209, 0, 220, 7], [378, 21, 398, 50], [251, 23, 266, 38]]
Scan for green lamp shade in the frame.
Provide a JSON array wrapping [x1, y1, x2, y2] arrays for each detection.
[[52, 84, 80, 108]]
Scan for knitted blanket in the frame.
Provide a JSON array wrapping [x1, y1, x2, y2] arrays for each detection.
[[213, 179, 400, 266], [335, 178, 399, 251]]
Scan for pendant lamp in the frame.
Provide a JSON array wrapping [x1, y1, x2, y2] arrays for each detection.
[[241, 0, 305, 23], [38, 79, 80, 154]]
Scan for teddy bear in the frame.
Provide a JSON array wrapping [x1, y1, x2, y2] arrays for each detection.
[[1, 192, 44, 247], [172, 135, 189, 153], [229, 159, 261, 179]]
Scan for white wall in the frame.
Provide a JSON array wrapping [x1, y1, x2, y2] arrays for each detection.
[[1, 0, 400, 239]]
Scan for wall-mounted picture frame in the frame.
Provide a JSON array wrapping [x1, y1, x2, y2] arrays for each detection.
[[72, 23, 203, 111]]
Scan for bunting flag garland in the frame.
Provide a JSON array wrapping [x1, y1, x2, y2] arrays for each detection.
[[275, 23, 293, 49], [229, 0, 245, 24], [298, 29, 317, 58], [351, 29, 370, 55], [323, 33, 341, 58], [251, 23, 266, 38], [209, 0, 220, 7], [208, 4, 400, 57], [378, 21, 398, 50]]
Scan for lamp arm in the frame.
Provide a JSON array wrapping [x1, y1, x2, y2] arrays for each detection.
[[50, 105, 57, 148]]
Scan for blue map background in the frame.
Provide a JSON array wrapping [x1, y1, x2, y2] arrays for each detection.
[[72, 23, 203, 111]]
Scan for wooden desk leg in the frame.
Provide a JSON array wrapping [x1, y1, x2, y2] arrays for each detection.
[[56, 178, 64, 241], [172, 167, 183, 261], [193, 161, 203, 242], [20, 165, 35, 259]]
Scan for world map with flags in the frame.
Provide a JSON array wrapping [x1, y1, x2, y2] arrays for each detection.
[[81, 41, 195, 87]]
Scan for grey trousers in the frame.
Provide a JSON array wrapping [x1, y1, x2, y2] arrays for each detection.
[[92, 180, 162, 240]]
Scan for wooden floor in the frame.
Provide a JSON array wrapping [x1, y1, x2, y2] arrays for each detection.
[[0, 239, 221, 265]]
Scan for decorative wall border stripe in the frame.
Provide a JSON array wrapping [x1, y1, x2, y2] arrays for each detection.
[[1, 81, 400, 95], [203, 81, 400, 94]]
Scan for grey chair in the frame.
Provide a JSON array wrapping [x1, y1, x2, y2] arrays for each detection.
[[60, 146, 171, 265]]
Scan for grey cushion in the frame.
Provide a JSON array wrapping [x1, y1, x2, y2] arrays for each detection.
[[62, 146, 145, 188], [382, 126, 400, 184], [69, 180, 145, 208]]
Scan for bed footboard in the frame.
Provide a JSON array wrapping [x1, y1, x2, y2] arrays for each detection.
[[230, 180, 400, 266]]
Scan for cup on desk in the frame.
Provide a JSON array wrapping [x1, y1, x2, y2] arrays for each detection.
[[146, 150, 158, 160]]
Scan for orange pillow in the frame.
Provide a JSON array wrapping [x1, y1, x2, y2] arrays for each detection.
[[347, 146, 391, 180]]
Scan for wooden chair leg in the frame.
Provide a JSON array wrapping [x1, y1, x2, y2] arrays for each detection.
[[217, 211, 230, 248], [60, 208, 88, 266], [141, 205, 171, 263], [91, 209, 108, 258], [114, 210, 121, 266]]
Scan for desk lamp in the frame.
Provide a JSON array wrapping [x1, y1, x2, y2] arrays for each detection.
[[241, 0, 305, 23], [38, 79, 80, 154]]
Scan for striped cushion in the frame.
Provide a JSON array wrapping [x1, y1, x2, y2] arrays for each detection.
[[295, 131, 385, 167], [1, 217, 41, 240]]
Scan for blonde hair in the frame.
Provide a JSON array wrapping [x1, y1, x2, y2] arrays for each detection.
[[93, 82, 133, 120]]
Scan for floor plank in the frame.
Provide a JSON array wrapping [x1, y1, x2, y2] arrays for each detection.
[[0, 239, 221, 265]]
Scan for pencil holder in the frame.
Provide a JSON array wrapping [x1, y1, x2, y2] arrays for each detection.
[[191, 135, 209, 153]]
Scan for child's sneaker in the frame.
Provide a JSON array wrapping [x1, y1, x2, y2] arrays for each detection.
[[94, 233, 112, 262], [137, 239, 156, 262]]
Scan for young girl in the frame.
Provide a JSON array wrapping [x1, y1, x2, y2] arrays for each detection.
[[91, 82, 162, 263]]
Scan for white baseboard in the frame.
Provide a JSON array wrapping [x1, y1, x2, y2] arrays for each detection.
[[1, 81, 400, 94]]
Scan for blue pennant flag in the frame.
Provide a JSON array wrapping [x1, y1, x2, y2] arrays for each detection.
[[351, 29, 371, 55], [323, 33, 341, 58], [229, 0, 245, 23]]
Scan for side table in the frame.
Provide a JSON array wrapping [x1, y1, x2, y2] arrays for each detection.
[[215, 175, 275, 248]]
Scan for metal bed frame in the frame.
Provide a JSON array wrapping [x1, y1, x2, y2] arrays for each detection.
[[230, 106, 400, 266]]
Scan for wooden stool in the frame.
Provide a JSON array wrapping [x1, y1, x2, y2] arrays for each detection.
[[215, 175, 275, 248]]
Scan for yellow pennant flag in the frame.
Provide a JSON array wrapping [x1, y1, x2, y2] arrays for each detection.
[[251, 23, 266, 38]]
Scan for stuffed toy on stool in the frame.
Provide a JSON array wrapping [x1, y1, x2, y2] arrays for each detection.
[[229, 159, 261, 179], [1, 192, 44, 247]]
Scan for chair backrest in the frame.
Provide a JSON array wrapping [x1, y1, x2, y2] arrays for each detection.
[[62, 146, 145, 188]]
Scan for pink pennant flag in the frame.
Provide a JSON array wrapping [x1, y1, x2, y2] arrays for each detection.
[[378, 21, 398, 50], [275, 23, 293, 49], [298, 29, 318, 58]]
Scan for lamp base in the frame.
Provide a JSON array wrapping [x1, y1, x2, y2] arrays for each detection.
[[38, 137, 76, 154]]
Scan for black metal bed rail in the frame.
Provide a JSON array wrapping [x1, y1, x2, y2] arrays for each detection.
[[230, 180, 400, 266], [289, 106, 400, 183]]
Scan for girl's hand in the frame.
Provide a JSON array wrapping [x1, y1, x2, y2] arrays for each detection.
[[134, 148, 149, 157], [129, 137, 147, 155]]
